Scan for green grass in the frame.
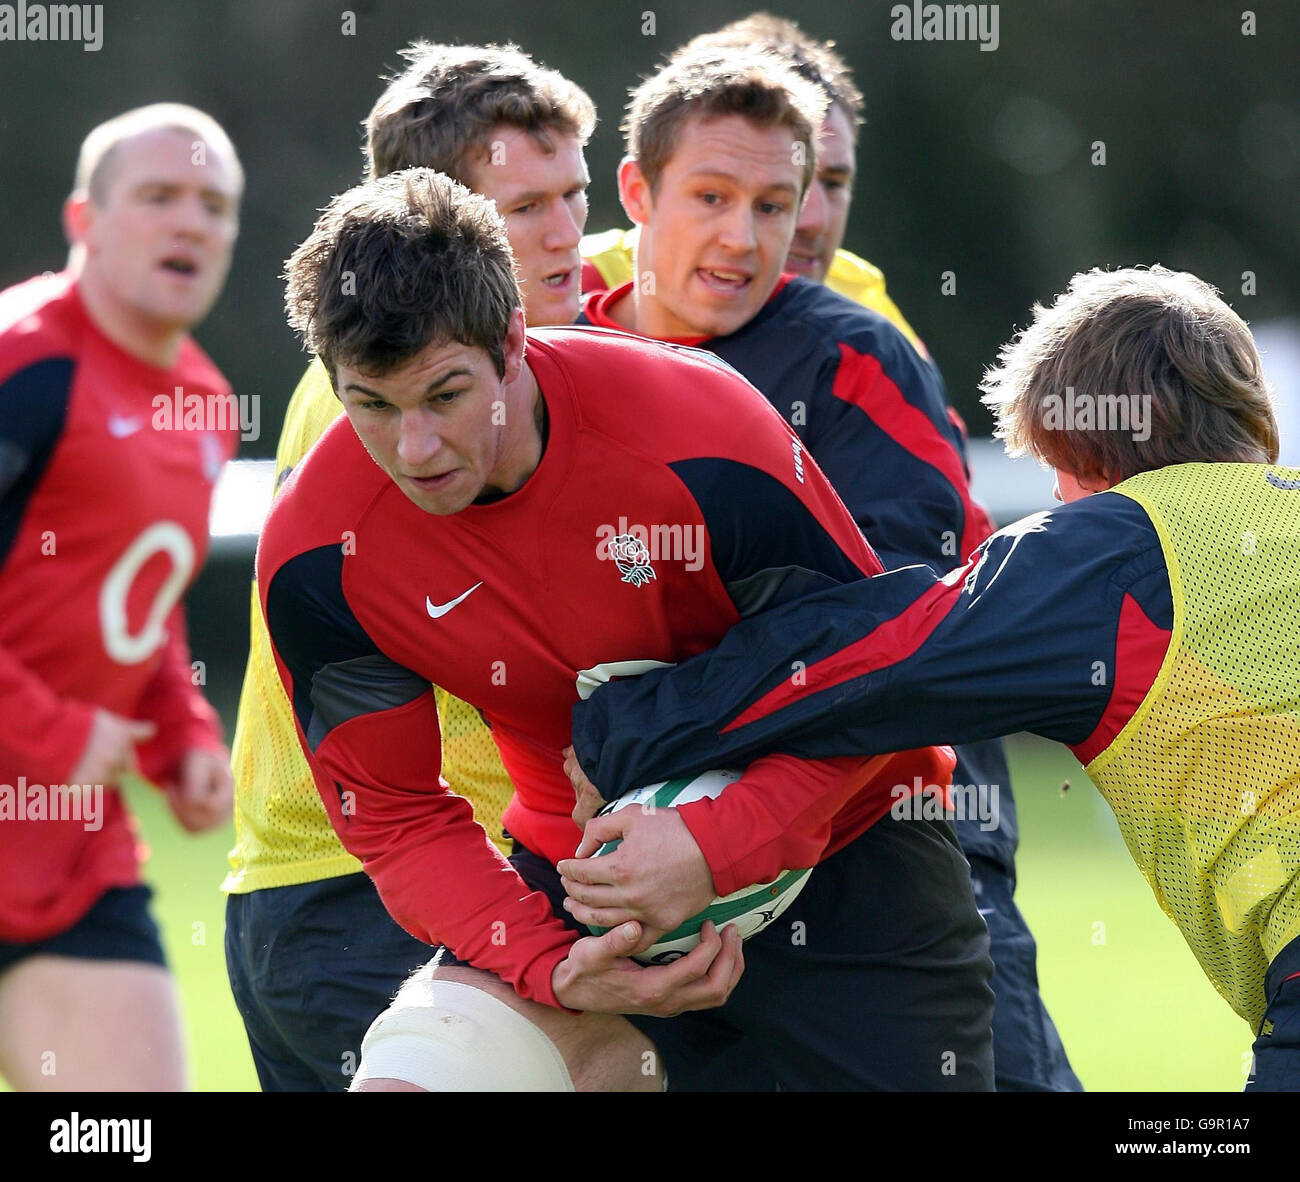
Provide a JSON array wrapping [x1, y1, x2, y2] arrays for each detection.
[[123, 780, 257, 1092], [105, 735, 1254, 1091], [1006, 734, 1251, 1091]]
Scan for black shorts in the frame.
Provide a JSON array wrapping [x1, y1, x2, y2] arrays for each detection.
[[0, 884, 166, 978], [225, 873, 436, 1091], [438, 815, 996, 1091]]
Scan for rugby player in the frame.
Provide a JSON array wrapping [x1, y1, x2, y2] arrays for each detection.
[[570, 265, 1300, 1091], [261, 167, 996, 1091], [0, 104, 241, 1090], [573, 44, 1077, 1089], [581, 13, 928, 358], [224, 42, 596, 1091]]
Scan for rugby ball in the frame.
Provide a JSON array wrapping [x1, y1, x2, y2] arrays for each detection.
[[586, 768, 812, 965]]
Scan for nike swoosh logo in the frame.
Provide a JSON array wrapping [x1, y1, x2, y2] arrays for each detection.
[[426, 581, 483, 618], [108, 415, 144, 438]]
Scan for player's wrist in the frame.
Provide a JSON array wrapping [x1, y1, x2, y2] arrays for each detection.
[[548, 952, 588, 1014], [676, 800, 741, 896], [56, 699, 102, 784]]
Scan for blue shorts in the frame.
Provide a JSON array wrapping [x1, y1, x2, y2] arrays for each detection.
[[224, 872, 435, 1092], [0, 885, 166, 978], [439, 814, 996, 1091], [1246, 932, 1300, 1092]]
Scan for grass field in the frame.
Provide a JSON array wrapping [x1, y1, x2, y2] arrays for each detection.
[[113, 733, 1252, 1092]]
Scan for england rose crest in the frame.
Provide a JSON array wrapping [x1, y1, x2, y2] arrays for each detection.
[[609, 532, 656, 586]]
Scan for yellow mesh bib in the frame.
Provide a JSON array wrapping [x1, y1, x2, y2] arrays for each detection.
[[580, 228, 928, 357], [1088, 462, 1300, 1028], [223, 360, 513, 892]]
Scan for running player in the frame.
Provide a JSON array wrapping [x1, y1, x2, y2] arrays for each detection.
[[224, 41, 597, 1091], [261, 167, 995, 1091], [575, 43, 1077, 1089], [570, 265, 1300, 1091], [0, 104, 241, 1090]]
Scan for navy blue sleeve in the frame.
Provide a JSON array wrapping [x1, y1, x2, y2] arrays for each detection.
[[0, 357, 74, 573], [802, 332, 990, 573], [572, 493, 1169, 798], [710, 284, 985, 573]]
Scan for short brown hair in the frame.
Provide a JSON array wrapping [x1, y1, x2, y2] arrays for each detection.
[[677, 12, 864, 140], [284, 169, 521, 381], [981, 265, 1279, 485], [623, 47, 827, 196], [365, 41, 596, 181], [74, 102, 244, 203]]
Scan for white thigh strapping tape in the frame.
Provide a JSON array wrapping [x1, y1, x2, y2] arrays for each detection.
[[349, 975, 574, 1092]]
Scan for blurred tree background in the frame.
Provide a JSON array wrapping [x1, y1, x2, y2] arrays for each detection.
[[1, 0, 1295, 447]]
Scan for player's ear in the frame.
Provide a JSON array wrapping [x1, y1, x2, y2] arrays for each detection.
[[63, 192, 92, 249], [62, 193, 95, 271], [502, 307, 527, 384], [617, 157, 652, 227]]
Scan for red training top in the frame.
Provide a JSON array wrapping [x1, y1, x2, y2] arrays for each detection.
[[0, 272, 233, 942], [259, 327, 953, 1006]]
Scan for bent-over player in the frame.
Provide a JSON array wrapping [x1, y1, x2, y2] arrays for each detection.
[[260, 168, 996, 1090]]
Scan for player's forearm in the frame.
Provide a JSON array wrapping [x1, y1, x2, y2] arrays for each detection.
[[362, 824, 576, 1006], [308, 729, 579, 1007], [678, 752, 891, 895], [0, 645, 97, 781], [571, 562, 946, 795], [759, 511, 1149, 762], [575, 518, 1119, 793], [132, 609, 224, 781]]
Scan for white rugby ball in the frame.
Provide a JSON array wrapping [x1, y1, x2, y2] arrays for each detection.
[[586, 768, 812, 965]]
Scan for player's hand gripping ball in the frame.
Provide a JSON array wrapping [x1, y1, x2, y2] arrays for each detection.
[[586, 768, 811, 965]]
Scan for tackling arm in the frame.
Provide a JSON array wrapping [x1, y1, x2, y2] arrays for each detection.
[[574, 497, 1167, 798]]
